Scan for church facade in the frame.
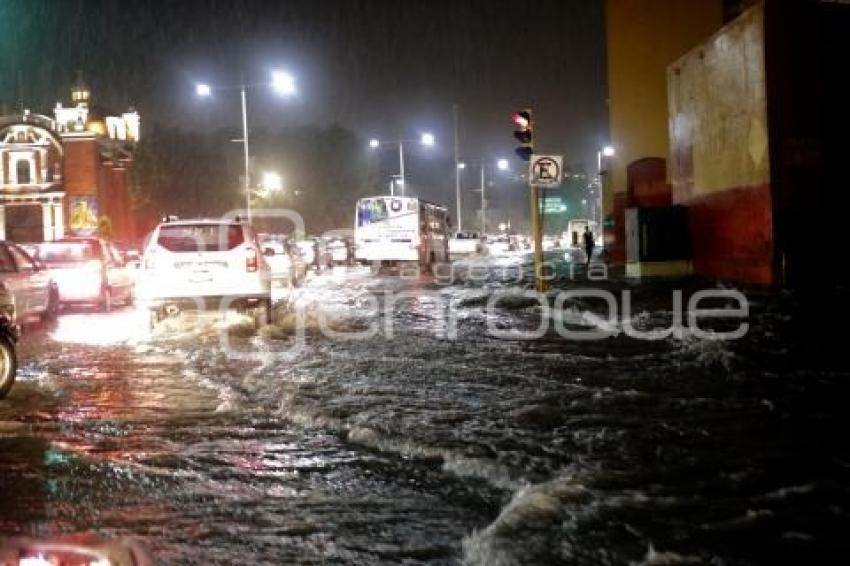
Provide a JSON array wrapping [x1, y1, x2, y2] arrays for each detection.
[[0, 76, 140, 244]]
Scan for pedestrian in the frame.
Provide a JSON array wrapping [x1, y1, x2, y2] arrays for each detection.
[[583, 226, 595, 265]]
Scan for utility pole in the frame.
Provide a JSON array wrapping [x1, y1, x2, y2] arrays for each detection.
[[479, 164, 486, 235], [398, 141, 405, 197], [453, 104, 462, 232], [240, 84, 252, 223]]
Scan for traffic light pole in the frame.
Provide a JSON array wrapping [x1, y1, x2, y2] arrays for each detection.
[[530, 180, 546, 292]]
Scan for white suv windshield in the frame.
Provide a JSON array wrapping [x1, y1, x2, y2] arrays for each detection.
[[157, 224, 244, 252]]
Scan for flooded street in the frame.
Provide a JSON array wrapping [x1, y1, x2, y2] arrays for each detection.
[[2, 264, 849, 564]]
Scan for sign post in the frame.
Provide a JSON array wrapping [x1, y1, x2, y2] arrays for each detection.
[[529, 154, 563, 292]]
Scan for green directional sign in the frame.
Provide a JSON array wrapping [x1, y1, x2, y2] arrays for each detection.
[[539, 197, 567, 214]]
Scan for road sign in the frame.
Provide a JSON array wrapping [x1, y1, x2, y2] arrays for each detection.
[[539, 197, 567, 214], [530, 154, 563, 188]]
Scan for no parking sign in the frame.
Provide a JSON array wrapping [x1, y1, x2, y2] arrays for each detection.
[[529, 154, 563, 188]]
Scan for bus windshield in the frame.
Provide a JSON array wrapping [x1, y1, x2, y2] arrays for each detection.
[[357, 198, 390, 227]]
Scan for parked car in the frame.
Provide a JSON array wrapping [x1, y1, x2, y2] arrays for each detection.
[[0, 240, 59, 322], [448, 231, 482, 259], [296, 239, 316, 266], [0, 280, 20, 399], [136, 217, 272, 328], [486, 235, 512, 256], [260, 237, 307, 288], [35, 237, 134, 311], [325, 236, 353, 266]]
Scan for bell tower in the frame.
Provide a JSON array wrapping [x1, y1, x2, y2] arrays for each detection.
[[70, 70, 90, 109]]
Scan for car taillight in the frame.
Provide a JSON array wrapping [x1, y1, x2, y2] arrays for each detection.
[[246, 248, 258, 272]]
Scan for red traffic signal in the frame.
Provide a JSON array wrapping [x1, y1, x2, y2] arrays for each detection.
[[512, 109, 533, 161]]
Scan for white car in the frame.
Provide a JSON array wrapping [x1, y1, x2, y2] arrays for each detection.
[[36, 238, 134, 311], [260, 239, 307, 288], [486, 236, 512, 256], [448, 231, 481, 259], [0, 240, 59, 323], [136, 218, 272, 327]]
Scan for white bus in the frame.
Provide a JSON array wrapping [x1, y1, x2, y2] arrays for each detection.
[[355, 196, 450, 269]]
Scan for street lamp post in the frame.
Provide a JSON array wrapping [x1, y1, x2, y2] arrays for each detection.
[[596, 145, 615, 227], [369, 133, 434, 198], [195, 70, 296, 224], [240, 85, 251, 221], [480, 164, 486, 235], [459, 158, 509, 237], [398, 141, 405, 196]]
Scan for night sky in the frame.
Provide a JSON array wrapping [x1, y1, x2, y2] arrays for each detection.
[[1, 0, 608, 211]]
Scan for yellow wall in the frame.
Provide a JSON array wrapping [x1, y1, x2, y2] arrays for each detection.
[[668, 3, 768, 201], [604, 0, 723, 213]]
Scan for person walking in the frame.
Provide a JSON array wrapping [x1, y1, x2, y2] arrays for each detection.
[[583, 226, 595, 265]]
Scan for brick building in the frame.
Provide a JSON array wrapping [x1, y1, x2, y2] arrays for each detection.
[[0, 76, 140, 244]]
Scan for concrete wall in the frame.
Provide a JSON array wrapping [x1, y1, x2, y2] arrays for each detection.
[[668, 3, 774, 284], [604, 0, 723, 261]]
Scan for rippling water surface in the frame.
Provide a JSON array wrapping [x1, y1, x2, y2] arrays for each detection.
[[2, 262, 849, 564]]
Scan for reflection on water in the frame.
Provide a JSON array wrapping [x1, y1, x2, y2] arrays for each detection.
[[2, 266, 849, 564]]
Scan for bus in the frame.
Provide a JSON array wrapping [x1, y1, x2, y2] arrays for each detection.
[[355, 196, 450, 269]]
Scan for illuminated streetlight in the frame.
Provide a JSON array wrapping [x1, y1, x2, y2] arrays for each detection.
[[195, 71, 296, 223], [595, 144, 616, 230], [369, 133, 435, 197], [458, 158, 511, 235], [262, 171, 283, 192], [271, 71, 296, 96]]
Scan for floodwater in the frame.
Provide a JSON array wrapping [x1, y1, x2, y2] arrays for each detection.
[[1, 259, 849, 564]]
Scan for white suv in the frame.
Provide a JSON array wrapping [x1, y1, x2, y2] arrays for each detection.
[[137, 218, 272, 327]]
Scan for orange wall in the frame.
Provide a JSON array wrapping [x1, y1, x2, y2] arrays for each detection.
[[62, 137, 99, 196], [604, 0, 723, 215]]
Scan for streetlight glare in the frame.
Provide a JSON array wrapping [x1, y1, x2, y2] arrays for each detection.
[[262, 171, 283, 192], [271, 71, 296, 96], [602, 145, 616, 157], [196, 83, 212, 97], [369, 138, 380, 149], [497, 158, 510, 171], [457, 162, 466, 170], [421, 133, 435, 146]]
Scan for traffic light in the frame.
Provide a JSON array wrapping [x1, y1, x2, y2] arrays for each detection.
[[512, 109, 533, 161]]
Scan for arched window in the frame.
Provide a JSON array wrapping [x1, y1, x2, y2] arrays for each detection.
[[16, 160, 31, 184]]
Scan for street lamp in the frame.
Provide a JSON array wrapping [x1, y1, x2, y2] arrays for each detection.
[[369, 132, 435, 197], [195, 70, 297, 223], [596, 145, 615, 227], [271, 71, 296, 96], [262, 171, 283, 192], [459, 158, 510, 236]]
